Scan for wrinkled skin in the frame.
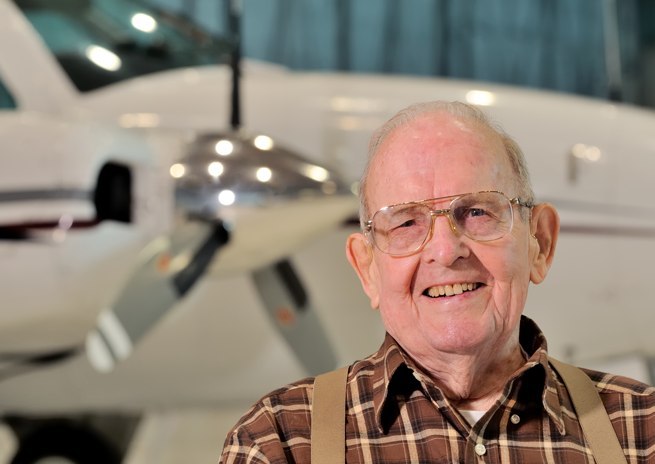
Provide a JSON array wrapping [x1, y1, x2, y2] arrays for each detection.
[[347, 112, 559, 409]]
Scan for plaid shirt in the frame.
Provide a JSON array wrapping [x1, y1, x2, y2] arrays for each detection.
[[220, 317, 655, 463]]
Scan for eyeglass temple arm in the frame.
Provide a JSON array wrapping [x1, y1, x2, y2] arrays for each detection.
[[511, 198, 534, 208]]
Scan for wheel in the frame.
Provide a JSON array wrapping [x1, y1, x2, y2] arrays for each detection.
[[10, 423, 120, 464]]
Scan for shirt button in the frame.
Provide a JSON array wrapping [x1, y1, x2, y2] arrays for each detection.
[[510, 414, 521, 424], [474, 443, 487, 456]]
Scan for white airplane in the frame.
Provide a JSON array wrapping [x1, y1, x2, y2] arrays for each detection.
[[1, 0, 655, 462], [0, 1, 357, 461]]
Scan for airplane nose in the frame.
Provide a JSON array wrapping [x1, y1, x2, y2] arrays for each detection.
[[87, 130, 355, 374], [171, 130, 351, 221], [161, 130, 355, 375]]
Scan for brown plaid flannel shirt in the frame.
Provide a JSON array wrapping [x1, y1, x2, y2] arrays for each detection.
[[220, 317, 655, 463]]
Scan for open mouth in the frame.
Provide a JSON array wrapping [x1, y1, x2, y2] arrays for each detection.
[[423, 282, 480, 298]]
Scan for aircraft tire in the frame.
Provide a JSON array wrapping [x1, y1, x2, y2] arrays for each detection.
[[10, 422, 121, 464]]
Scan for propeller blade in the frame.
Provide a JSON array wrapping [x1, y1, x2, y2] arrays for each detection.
[[252, 259, 337, 376], [86, 221, 229, 372]]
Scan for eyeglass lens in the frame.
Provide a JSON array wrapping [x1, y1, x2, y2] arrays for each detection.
[[370, 191, 513, 255]]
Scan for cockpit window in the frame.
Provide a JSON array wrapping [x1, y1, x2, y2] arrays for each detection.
[[14, 0, 231, 92], [0, 79, 17, 109]]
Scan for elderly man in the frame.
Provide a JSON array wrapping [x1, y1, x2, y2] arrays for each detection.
[[220, 101, 654, 463]]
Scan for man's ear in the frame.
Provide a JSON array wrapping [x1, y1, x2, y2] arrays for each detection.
[[529, 203, 560, 284], [346, 232, 380, 309]]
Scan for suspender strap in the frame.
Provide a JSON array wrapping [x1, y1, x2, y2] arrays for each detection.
[[311, 366, 348, 464], [311, 360, 627, 464], [549, 357, 628, 464]]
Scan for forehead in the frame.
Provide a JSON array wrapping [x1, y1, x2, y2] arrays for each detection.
[[367, 112, 513, 209]]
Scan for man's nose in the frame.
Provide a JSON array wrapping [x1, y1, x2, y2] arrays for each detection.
[[421, 212, 469, 264]]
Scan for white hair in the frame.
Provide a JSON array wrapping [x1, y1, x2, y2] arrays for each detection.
[[358, 100, 534, 226]]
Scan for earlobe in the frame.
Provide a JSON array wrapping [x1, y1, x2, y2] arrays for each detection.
[[346, 233, 380, 309], [529, 203, 560, 284]]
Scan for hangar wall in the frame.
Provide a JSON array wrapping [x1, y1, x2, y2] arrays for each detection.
[[146, 0, 655, 108]]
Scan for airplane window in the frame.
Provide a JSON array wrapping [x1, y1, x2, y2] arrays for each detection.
[[0, 80, 17, 109], [15, 0, 231, 92], [24, 12, 100, 54]]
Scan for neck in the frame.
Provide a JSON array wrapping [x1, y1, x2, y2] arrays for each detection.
[[418, 343, 526, 411]]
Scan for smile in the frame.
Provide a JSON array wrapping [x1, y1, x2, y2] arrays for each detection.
[[424, 282, 480, 298]]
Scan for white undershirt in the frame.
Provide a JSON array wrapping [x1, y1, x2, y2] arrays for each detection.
[[459, 409, 485, 425]]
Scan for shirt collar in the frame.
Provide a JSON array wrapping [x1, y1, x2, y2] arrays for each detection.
[[518, 316, 567, 435], [371, 333, 419, 432], [372, 315, 567, 435]]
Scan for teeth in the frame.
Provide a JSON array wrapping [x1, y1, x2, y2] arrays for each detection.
[[426, 283, 478, 298]]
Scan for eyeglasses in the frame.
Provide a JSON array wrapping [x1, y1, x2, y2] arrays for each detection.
[[364, 191, 533, 257]]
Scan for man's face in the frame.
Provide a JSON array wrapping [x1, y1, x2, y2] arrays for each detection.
[[348, 112, 542, 361]]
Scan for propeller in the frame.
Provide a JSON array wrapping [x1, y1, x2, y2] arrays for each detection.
[[85, 0, 350, 374], [252, 259, 337, 376], [86, 220, 229, 372]]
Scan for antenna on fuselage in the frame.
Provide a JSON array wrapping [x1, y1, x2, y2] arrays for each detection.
[[227, 0, 242, 130], [601, 0, 623, 102]]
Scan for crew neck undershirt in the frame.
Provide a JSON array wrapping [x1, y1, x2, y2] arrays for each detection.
[[459, 409, 485, 425]]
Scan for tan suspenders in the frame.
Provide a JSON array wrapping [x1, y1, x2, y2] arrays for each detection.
[[548, 357, 628, 464], [311, 366, 349, 464], [311, 358, 628, 464]]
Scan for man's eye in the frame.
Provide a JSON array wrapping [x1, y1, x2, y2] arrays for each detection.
[[455, 207, 483, 219], [396, 219, 416, 228], [467, 208, 487, 217]]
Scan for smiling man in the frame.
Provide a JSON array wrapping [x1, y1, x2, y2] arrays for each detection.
[[220, 101, 655, 463]]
